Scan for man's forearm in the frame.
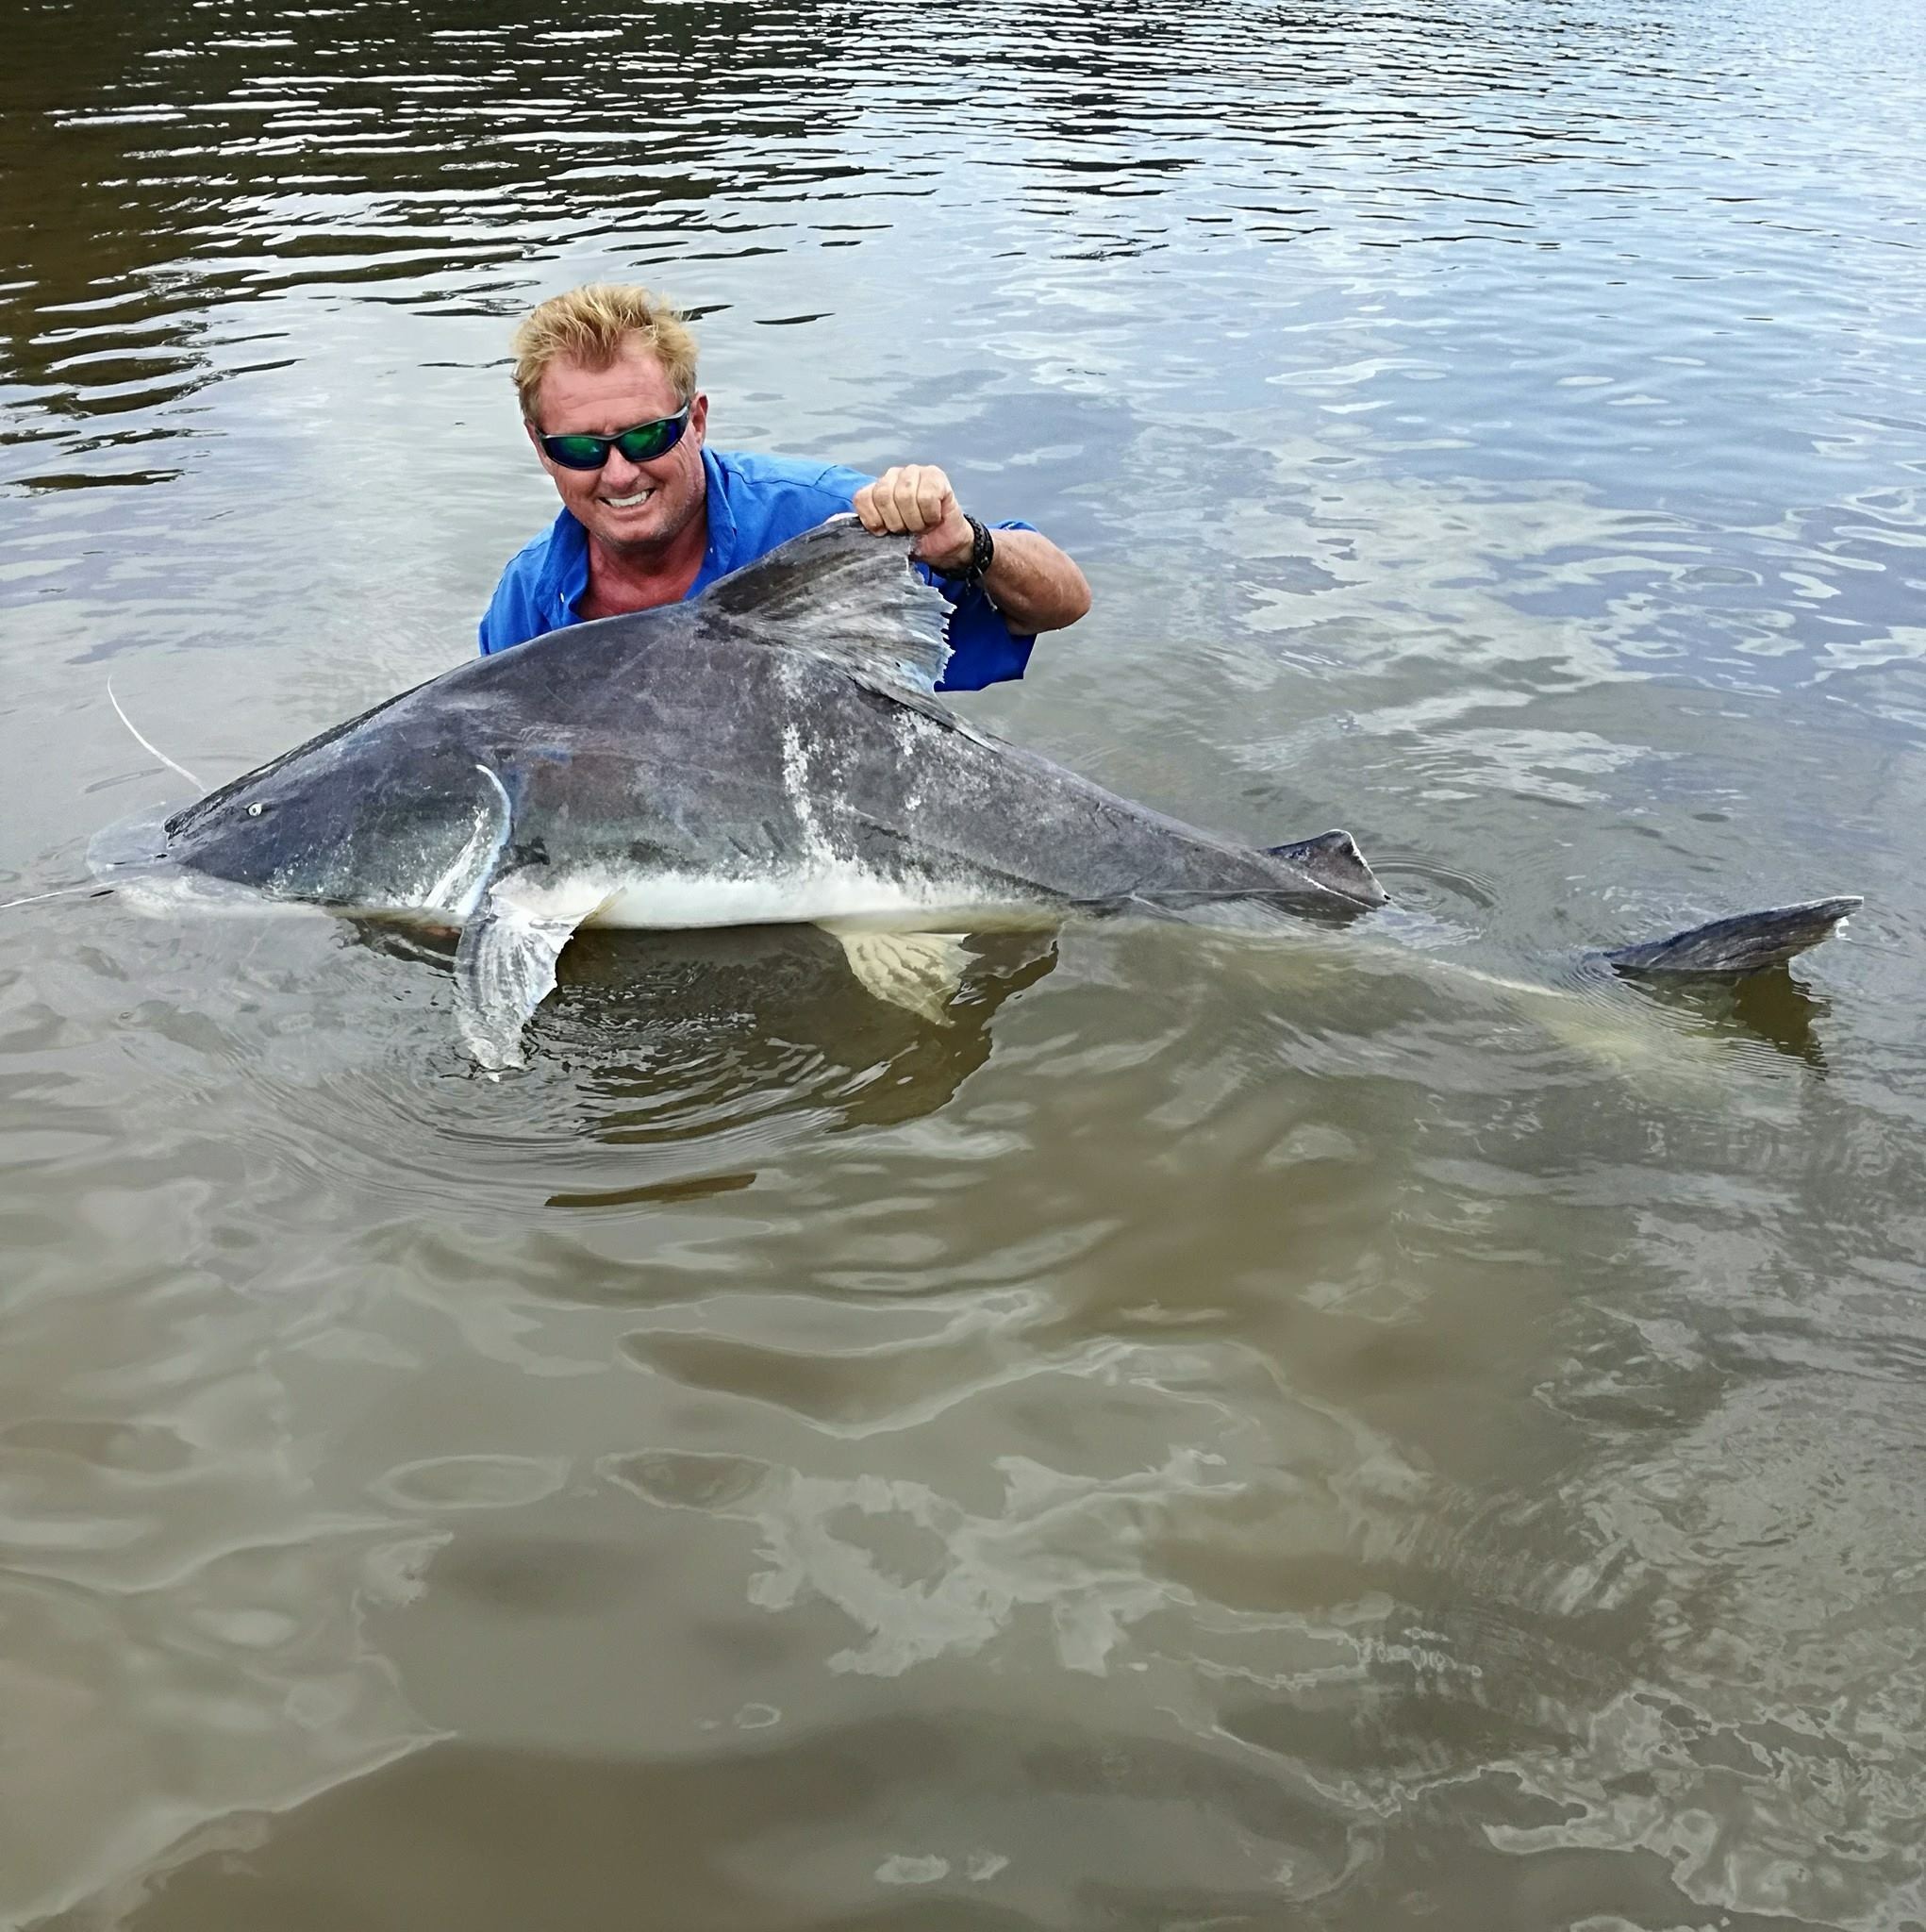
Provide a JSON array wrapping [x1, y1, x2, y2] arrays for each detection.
[[976, 527, 1091, 635], [850, 464, 1091, 636]]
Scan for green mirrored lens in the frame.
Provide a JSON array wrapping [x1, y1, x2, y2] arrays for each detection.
[[546, 435, 607, 468], [613, 421, 674, 462]]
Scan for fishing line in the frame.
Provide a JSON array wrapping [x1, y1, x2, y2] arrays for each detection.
[[107, 677, 206, 793], [0, 882, 110, 910]]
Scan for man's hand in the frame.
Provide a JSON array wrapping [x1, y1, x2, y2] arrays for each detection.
[[853, 464, 974, 574], [854, 462, 1093, 635]]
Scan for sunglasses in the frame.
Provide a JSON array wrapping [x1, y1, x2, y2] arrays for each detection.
[[537, 403, 693, 472]]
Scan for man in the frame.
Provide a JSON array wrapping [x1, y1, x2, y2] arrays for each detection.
[[478, 284, 1091, 688]]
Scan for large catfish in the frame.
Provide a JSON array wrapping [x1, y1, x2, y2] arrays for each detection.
[[118, 519, 1859, 1068]]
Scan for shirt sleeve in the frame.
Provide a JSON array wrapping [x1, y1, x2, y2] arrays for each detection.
[[476, 555, 545, 657], [925, 519, 1038, 691], [476, 584, 511, 657]]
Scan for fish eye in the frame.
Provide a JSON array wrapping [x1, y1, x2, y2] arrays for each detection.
[[246, 802, 266, 818]]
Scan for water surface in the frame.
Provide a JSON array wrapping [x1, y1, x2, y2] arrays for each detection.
[[3, 1, 1924, 1926]]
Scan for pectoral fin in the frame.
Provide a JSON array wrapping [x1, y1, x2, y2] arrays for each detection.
[[454, 876, 610, 1072], [825, 927, 970, 1024]]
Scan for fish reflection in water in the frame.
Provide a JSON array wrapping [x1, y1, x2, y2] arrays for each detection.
[[353, 903, 1845, 1144], [1625, 965, 1835, 1073], [357, 918, 1059, 1152]]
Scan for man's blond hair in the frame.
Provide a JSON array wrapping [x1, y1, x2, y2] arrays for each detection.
[[510, 284, 700, 422]]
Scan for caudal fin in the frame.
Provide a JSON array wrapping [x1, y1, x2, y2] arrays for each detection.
[[1600, 896, 1862, 976], [1266, 829, 1390, 908]]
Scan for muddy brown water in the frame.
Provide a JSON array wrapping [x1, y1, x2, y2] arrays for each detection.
[[3, 1, 1924, 1926]]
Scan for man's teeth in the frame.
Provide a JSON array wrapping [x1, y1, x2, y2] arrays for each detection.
[[605, 490, 655, 508]]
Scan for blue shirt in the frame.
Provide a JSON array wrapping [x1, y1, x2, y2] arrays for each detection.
[[477, 447, 1036, 691]]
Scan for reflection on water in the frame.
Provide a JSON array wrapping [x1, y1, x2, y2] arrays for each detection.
[[357, 920, 1062, 1158], [550, 927, 1060, 1146], [5, 0, 1926, 1925], [1623, 966, 1835, 1072]]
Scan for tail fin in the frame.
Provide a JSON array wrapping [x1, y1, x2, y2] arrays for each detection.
[[1267, 829, 1390, 908], [1601, 896, 1862, 976]]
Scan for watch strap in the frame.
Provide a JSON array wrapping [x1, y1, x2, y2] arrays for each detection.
[[957, 513, 995, 589]]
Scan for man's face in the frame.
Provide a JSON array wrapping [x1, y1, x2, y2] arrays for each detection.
[[527, 339, 708, 558]]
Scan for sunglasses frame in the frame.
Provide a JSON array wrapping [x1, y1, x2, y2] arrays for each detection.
[[537, 402, 694, 472]]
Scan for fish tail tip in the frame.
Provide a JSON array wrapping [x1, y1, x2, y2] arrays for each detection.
[[1602, 893, 1866, 977]]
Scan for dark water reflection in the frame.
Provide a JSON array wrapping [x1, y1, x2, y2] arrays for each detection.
[[5, 0, 1926, 1926]]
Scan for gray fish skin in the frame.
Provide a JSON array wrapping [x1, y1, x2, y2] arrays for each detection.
[[142, 518, 1859, 1065], [161, 531, 1387, 929]]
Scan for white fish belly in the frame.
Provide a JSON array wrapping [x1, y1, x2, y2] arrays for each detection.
[[575, 863, 1046, 933]]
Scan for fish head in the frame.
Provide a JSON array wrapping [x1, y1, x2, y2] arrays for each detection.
[[162, 732, 511, 917]]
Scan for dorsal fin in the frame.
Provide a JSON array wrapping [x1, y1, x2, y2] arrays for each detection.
[[698, 514, 954, 691], [1267, 829, 1389, 908]]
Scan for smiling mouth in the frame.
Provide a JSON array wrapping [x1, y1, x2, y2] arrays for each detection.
[[602, 488, 656, 509]]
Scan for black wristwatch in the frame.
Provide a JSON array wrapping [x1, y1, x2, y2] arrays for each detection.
[[955, 513, 995, 589]]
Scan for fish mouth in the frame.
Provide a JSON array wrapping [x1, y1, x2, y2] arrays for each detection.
[[88, 807, 173, 877], [87, 811, 291, 915]]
